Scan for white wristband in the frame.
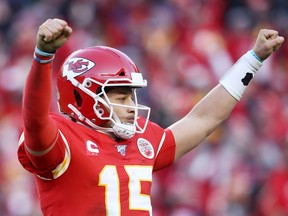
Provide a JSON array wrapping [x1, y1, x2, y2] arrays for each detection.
[[219, 50, 263, 101]]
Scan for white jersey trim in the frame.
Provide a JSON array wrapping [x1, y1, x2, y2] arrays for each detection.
[[155, 132, 166, 157], [50, 130, 71, 179]]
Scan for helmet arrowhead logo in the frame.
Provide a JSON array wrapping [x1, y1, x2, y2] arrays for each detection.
[[62, 57, 95, 80]]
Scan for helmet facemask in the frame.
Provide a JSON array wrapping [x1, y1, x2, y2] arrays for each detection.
[[100, 85, 150, 139], [64, 74, 151, 139]]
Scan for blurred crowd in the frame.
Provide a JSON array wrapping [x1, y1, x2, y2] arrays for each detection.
[[1, 0, 288, 215]]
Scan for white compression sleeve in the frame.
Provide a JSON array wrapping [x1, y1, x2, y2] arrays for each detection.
[[219, 50, 263, 101]]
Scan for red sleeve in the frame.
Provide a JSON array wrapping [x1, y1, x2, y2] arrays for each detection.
[[21, 59, 59, 169], [153, 128, 176, 171], [18, 130, 66, 179], [23, 60, 58, 150]]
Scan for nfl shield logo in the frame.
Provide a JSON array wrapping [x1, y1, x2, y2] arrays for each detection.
[[116, 145, 127, 156]]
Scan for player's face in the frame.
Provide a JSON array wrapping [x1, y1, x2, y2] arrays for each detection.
[[105, 87, 136, 124]]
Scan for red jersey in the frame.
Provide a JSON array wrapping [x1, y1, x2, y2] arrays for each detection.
[[18, 113, 176, 216]]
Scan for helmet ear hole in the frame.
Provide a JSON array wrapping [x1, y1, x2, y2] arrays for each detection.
[[118, 71, 125, 76], [74, 90, 83, 107]]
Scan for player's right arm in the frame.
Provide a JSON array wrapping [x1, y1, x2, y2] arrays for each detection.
[[22, 19, 72, 166], [169, 29, 284, 161]]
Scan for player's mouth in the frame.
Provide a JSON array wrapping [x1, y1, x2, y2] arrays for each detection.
[[123, 117, 135, 124]]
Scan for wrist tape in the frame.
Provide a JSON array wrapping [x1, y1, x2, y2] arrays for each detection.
[[219, 50, 263, 101], [34, 47, 55, 64]]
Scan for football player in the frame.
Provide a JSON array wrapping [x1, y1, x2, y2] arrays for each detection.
[[18, 18, 284, 215]]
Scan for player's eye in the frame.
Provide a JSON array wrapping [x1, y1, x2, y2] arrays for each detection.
[[118, 97, 126, 102]]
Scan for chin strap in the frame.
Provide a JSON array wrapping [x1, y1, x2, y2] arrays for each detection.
[[67, 104, 136, 139], [112, 122, 136, 139], [67, 104, 113, 133], [110, 112, 136, 139]]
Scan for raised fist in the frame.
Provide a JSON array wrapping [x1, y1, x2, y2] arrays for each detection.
[[36, 18, 73, 53], [253, 29, 284, 61]]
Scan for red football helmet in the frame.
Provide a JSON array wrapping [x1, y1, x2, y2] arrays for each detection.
[[57, 46, 150, 139]]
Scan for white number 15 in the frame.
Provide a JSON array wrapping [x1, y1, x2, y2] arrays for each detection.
[[99, 165, 153, 216]]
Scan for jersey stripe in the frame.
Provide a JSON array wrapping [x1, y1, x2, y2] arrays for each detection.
[[51, 130, 71, 179], [155, 132, 166, 157]]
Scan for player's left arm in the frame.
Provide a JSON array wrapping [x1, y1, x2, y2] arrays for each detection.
[[169, 29, 284, 161]]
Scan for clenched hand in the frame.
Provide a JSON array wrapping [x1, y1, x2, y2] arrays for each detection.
[[36, 18, 73, 53], [253, 29, 284, 61]]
